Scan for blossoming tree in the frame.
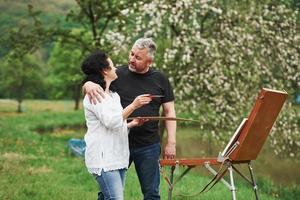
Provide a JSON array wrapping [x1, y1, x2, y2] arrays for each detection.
[[130, 0, 300, 158]]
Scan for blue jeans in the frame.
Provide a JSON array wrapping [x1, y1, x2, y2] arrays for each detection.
[[129, 142, 161, 200], [94, 168, 126, 200]]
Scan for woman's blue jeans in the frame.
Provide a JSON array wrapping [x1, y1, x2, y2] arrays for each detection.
[[95, 168, 126, 200], [129, 142, 161, 200]]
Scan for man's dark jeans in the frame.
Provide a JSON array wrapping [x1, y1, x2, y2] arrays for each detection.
[[129, 142, 161, 200]]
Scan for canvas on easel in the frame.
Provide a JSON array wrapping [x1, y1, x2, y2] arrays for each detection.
[[221, 118, 248, 158]]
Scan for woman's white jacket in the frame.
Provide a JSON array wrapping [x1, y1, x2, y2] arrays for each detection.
[[83, 92, 129, 176]]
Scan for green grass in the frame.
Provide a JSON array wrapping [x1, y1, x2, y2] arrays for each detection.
[[0, 99, 299, 199]]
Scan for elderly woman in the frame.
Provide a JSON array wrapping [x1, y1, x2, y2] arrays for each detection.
[[81, 51, 151, 200]]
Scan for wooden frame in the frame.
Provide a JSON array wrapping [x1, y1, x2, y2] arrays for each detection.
[[159, 88, 288, 200]]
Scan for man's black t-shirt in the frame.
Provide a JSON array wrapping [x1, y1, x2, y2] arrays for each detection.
[[112, 66, 174, 148]]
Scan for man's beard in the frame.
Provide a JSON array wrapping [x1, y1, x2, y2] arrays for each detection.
[[128, 63, 137, 72]]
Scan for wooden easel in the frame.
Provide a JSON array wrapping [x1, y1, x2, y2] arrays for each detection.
[[160, 88, 288, 200]]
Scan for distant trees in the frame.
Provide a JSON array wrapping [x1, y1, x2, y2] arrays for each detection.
[[67, 0, 146, 50], [47, 39, 84, 110], [0, 0, 150, 109], [0, 0, 134, 108], [0, 0, 299, 158], [0, 55, 44, 112]]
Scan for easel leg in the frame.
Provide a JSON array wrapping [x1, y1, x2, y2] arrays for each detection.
[[168, 166, 175, 200], [248, 162, 260, 200], [228, 165, 237, 200]]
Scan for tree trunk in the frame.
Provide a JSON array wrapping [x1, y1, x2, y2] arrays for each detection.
[[74, 84, 81, 110], [87, 2, 100, 48], [74, 98, 80, 110], [17, 99, 23, 113]]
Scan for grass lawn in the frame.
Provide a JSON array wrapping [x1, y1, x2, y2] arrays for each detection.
[[0, 99, 299, 199]]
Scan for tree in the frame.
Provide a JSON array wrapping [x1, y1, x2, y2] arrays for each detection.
[[136, 0, 300, 158], [0, 54, 44, 113], [2, 0, 299, 158], [0, 0, 151, 107], [1, 0, 152, 59], [47, 38, 84, 110]]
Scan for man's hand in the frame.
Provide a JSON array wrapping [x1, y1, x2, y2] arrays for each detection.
[[83, 81, 105, 104], [163, 142, 176, 159]]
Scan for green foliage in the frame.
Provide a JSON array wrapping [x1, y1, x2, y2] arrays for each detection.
[[47, 37, 85, 109], [0, 0, 299, 157], [0, 55, 44, 112], [136, 0, 300, 158]]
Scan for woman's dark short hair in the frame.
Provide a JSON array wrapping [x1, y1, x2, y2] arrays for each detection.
[[81, 51, 110, 75], [81, 50, 114, 91]]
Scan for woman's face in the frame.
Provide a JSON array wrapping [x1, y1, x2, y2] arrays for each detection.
[[105, 58, 118, 81]]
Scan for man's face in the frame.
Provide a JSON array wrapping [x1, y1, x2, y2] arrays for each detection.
[[128, 46, 152, 73]]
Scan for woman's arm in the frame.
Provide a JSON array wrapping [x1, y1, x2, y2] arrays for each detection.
[[127, 118, 149, 128], [91, 94, 151, 129], [122, 94, 151, 120]]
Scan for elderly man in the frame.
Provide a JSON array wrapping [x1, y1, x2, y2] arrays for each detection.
[[83, 38, 176, 199]]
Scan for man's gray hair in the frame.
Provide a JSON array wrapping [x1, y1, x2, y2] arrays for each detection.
[[133, 38, 157, 60]]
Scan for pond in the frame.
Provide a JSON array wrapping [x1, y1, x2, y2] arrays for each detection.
[[170, 127, 300, 186]]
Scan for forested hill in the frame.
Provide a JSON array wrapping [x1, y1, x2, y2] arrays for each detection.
[[1, 0, 75, 28], [0, 0, 76, 58]]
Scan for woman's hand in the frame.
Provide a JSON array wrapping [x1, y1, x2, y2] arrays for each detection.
[[131, 94, 152, 109], [127, 118, 149, 128], [123, 94, 152, 120]]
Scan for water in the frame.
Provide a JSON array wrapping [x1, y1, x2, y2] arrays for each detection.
[[168, 127, 300, 186]]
